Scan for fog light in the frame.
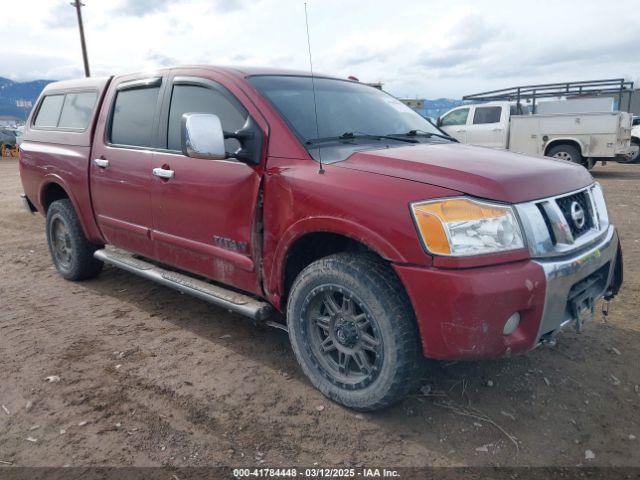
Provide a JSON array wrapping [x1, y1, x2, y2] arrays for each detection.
[[503, 313, 520, 335]]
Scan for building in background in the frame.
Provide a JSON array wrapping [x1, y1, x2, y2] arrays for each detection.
[[399, 97, 464, 120]]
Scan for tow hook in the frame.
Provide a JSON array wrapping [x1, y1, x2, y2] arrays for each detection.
[[540, 333, 557, 348]]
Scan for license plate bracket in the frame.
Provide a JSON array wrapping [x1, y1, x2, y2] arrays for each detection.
[[570, 292, 595, 333]]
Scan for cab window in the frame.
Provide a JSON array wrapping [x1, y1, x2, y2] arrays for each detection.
[[440, 108, 469, 126], [110, 86, 161, 147], [167, 84, 247, 152], [473, 106, 502, 124]]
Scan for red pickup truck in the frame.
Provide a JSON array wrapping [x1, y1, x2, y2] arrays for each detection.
[[19, 66, 622, 410]]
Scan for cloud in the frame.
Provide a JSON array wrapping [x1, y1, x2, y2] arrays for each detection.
[[113, 0, 177, 17], [2, 0, 640, 99], [0, 52, 83, 81], [146, 51, 178, 67], [113, 0, 245, 17], [44, 3, 78, 29], [212, 0, 244, 13]]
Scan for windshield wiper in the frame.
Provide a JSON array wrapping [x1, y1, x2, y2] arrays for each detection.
[[392, 129, 458, 142], [306, 131, 418, 145]]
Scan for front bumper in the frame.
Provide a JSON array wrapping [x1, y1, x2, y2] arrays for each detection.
[[394, 226, 621, 360], [534, 226, 619, 342]]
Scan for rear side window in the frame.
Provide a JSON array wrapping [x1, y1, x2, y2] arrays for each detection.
[[34, 95, 65, 128], [110, 86, 160, 147], [473, 106, 502, 124], [167, 84, 247, 152], [441, 108, 469, 126], [58, 92, 98, 129], [34, 92, 98, 130]]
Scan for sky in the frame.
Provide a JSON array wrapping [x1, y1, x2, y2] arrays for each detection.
[[5, 0, 640, 99]]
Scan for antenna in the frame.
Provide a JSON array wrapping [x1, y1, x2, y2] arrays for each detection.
[[304, 2, 324, 174]]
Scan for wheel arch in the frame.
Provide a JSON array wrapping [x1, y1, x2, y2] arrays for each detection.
[[544, 138, 585, 157], [40, 180, 71, 213], [38, 177, 95, 241], [268, 217, 408, 310]]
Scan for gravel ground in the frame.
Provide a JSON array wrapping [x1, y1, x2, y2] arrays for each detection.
[[0, 158, 638, 468]]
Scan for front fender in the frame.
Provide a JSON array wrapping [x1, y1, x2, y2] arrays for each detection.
[[266, 215, 414, 303]]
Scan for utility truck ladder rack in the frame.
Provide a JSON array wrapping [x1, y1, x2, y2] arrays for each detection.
[[463, 78, 635, 113]]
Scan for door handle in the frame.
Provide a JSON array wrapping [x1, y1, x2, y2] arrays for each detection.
[[456, 129, 466, 133], [492, 128, 503, 132], [93, 158, 109, 168], [153, 167, 174, 179]]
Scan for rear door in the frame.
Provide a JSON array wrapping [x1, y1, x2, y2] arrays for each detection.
[[90, 75, 165, 257], [439, 107, 470, 143], [149, 73, 264, 295], [465, 105, 507, 149]]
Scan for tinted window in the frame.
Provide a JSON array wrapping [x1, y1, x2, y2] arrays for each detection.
[[248, 76, 440, 142], [110, 87, 160, 147], [167, 84, 247, 152], [510, 104, 530, 116], [440, 108, 469, 126], [34, 95, 64, 128], [58, 92, 98, 129], [473, 106, 502, 124]]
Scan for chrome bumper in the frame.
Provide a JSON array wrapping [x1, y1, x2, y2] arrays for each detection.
[[534, 226, 619, 341]]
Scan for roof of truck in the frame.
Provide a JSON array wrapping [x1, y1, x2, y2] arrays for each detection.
[[42, 66, 342, 93], [42, 76, 112, 94]]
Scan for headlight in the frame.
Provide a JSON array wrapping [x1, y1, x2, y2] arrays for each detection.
[[590, 182, 609, 230], [411, 198, 524, 256]]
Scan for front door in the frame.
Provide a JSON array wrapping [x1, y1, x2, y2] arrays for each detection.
[[439, 107, 470, 143], [90, 75, 165, 258], [150, 75, 264, 295], [465, 105, 507, 149]]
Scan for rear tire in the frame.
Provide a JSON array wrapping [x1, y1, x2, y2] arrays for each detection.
[[46, 199, 103, 281], [547, 144, 583, 166], [287, 253, 421, 411]]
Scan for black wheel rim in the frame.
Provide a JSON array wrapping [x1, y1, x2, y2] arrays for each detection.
[[51, 216, 72, 270], [301, 285, 383, 389]]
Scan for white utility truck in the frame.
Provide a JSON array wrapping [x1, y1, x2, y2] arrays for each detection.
[[438, 79, 638, 169]]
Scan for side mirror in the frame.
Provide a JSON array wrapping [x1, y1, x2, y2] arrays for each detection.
[[181, 113, 226, 160], [436, 117, 443, 127]]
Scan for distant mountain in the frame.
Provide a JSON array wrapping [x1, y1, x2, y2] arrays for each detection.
[[0, 77, 55, 120], [422, 98, 465, 118]]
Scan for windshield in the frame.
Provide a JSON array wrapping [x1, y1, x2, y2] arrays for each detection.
[[248, 75, 440, 143]]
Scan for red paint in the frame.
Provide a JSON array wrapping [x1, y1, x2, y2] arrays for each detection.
[[394, 261, 547, 359], [19, 66, 606, 360]]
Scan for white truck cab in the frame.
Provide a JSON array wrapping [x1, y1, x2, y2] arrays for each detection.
[[439, 101, 512, 149]]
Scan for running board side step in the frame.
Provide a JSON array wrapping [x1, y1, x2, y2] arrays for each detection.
[[94, 249, 274, 321]]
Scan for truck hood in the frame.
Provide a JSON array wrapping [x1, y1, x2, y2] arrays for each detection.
[[334, 143, 593, 203]]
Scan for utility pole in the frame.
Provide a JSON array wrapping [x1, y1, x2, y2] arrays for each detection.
[[71, 0, 90, 77]]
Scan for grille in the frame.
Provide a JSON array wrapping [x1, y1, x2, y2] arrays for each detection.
[[556, 191, 593, 238]]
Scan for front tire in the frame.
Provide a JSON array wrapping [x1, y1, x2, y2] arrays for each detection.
[[46, 199, 103, 281], [287, 253, 421, 411]]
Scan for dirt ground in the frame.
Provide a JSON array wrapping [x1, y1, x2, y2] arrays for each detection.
[[0, 157, 638, 468]]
